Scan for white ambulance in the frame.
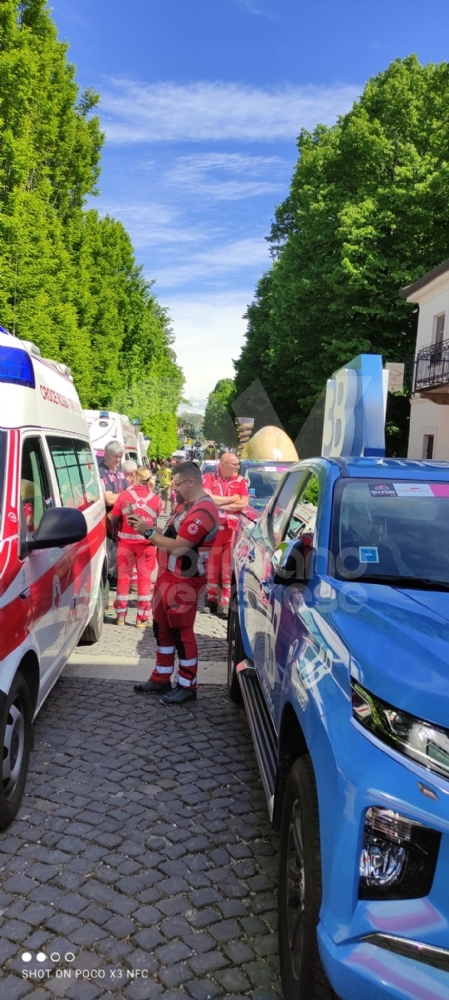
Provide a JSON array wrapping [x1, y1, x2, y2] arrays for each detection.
[[0, 329, 107, 828], [84, 410, 143, 464]]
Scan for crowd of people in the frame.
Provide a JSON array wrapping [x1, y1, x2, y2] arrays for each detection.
[[98, 442, 249, 704]]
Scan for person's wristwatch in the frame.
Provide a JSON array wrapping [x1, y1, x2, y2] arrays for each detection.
[[144, 527, 156, 540]]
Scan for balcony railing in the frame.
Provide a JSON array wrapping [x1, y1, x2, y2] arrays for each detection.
[[414, 337, 449, 392]]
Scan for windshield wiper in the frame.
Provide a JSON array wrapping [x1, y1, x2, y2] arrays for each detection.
[[361, 575, 449, 592]]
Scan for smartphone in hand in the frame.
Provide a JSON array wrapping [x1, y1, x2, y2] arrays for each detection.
[[125, 502, 133, 515]]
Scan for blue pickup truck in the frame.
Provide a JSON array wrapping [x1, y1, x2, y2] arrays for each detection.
[[229, 456, 449, 1000]]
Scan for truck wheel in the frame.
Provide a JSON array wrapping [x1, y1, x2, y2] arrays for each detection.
[[0, 672, 33, 830], [278, 756, 339, 1000], [79, 580, 104, 645], [227, 607, 244, 705]]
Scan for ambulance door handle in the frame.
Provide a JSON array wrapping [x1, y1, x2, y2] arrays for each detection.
[[19, 588, 31, 601]]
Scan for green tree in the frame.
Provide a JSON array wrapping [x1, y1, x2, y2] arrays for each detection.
[[235, 56, 449, 451], [0, 0, 183, 441], [203, 378, 237, 447]]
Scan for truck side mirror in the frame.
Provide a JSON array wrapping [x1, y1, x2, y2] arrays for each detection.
[[27, 507, 87, 550], [271, 535, 314, 584]]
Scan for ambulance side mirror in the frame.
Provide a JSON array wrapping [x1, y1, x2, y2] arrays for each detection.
[[27, 507, 88, 550]]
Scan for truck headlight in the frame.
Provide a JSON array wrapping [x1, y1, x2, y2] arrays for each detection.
[[352, 680, 449, 781], [359, 806, 440, 899]]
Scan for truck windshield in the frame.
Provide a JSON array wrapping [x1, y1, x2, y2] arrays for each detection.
[[332, 479, 449, 586], [0, 431, 6, 525]]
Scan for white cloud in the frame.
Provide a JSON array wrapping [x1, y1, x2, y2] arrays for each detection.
[[100, 79, 360, 144], [164, 291, 251, 398], [164, 152, 286, 201], [152, 236, 270, 288], [98, 200, 204, 250], [229, 0, 272, 16]]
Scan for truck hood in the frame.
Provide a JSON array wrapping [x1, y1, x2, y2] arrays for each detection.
[[328, 583, 449, 728]]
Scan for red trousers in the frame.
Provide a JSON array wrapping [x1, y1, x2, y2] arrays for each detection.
[[150, 572, 203, 688], [206, 526, 233, 607], [114, 541, 157, 622]]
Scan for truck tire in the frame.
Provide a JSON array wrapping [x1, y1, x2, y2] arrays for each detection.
[[278, 756, 339, 1000], [79, 579, 105, 645], [0, 672, 33, 830], [227, 607, 244, 705]]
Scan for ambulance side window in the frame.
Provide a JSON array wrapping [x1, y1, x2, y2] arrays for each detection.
[[47, 438, 86, 511], [21, 438, 53, 532], [73, 441, 100, 505]]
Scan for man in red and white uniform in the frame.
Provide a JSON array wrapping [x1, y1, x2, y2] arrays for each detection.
[[129, 462, 219, 705], [202, 452, 249, 617]]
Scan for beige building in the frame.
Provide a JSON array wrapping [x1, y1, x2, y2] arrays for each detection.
[[400, 260, 449, 460]]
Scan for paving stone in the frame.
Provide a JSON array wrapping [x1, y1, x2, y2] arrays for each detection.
[[132, 928, 165, 951], [70, 922, 109, 945], [65, 981, 102, 1000], [157, 962, 193, 988], [155, 939, 192, 964], [188, 950, 229, 975], [215, 967, 251, 993], [45, 913, 83, 936], [0, 977, 33, 999], [188, 887, 222, 908], [132, 905, 160, 927], [185, 907, 221, 929], [186, 980, 224, 1000], [124, 979, 163, 999], [57, 893, 90, 916], [209, 918, 242, 943], [103, 915, 135, 938], [224, 940, 256, 963], [252, 989, 282, 1000], [0, 919, 37, 942], [244, 960, 278, 987]]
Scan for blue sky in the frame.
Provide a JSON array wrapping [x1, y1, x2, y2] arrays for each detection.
[[52, 0, 449, 407]]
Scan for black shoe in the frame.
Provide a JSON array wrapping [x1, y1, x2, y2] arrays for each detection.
[[202, 600, 218, 615], [162, 684, 197, 705], [134, 680, 172, 695]]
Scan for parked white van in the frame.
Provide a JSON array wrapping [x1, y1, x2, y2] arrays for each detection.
[[84, 410, 143, 464], [0, 329, 107, 827]]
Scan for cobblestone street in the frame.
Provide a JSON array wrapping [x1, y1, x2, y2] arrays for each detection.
[[0, 606, 282, 999]]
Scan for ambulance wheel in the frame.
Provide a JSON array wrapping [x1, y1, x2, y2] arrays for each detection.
[[0, 672, 33, 830], [227, 608, 244, 705], [278, 756, 339, 1000], [80, 580, 105, 645]]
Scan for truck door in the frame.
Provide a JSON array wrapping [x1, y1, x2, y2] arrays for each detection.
[[20, 436, 62, 697], [253, 471, 319, 727]]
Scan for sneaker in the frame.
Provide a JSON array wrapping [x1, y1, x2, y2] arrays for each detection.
[[218, 604, 229, 619], [135, 619, 152, 628], [162, 684, 197, 705], [115, 618, 126, 626], [134, 680, 172, 694]]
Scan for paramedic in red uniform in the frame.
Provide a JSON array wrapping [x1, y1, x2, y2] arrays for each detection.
[[129, 461, 219, 705], [202, 452, 249, 617], [110, 467, 162, 627]]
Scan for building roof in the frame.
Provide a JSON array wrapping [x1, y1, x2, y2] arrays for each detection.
[[399, 258, 449, 300]]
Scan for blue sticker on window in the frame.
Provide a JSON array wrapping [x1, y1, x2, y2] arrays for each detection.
[[359, 546, 379, 563]]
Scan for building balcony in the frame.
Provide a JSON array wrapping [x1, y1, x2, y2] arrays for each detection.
[[413, 338, 449, 402]]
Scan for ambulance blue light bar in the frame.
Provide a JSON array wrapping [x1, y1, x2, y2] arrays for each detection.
[[0, 346, 35, 388]]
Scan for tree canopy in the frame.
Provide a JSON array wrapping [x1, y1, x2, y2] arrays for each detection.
[[0, 0, 183, 454], [203, 378, 237, 447], [234, 56, 449, 447]]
